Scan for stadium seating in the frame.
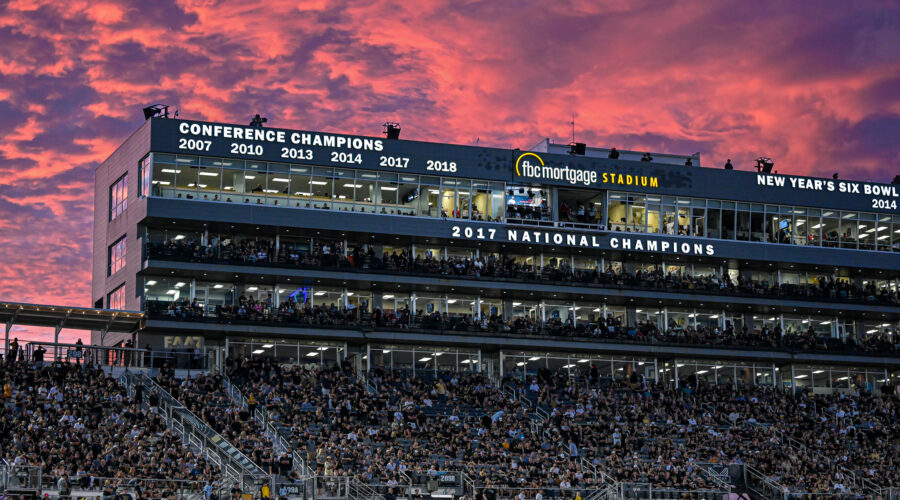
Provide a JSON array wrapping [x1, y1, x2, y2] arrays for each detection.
[[0, 361, 218, 498]]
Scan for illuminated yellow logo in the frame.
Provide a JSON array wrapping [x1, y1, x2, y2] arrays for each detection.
[[515, 152, 544, 176]]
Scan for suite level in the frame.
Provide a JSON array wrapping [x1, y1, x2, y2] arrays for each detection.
[[139, 153, 900, 253]]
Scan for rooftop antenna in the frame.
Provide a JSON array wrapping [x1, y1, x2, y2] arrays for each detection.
[[570, 113, 576, 144]]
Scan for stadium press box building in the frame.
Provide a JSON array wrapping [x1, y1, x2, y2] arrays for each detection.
[[92, 116, 900, 392]]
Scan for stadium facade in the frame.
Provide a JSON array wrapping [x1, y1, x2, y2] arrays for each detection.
[[93, 116, 900, 393]]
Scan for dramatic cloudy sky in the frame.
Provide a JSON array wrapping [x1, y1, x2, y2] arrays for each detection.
[[1, 0, 899, 342]]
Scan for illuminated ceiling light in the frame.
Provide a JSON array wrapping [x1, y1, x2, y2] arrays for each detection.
[[343, 183, 363, 188], [696, 370, 708, 375], [213, 284, 223, 289], [145, 280, 157, 286], [166, 289, 178, 295], [516, 362, 525, 367], [305, 351, 319, 357], [252, 349, 265, 354], [272, 177, 290, 182], [418, 357, 432, 362], [261, 344, 274, 348], [380, 186, 398, 191], [244, 175, 256, 179], [447, 299, 458, 304], [795, 374, 808, 379], [247, 286, 258, 292], [175, 282, 186, 288], [310, 180, 328, 185], [313, 291, 326, 296], [813, 370, 825, 374], [382, 294, 394, 299], [528, 357, 541, 361], [382, 349, 391, 354], [199, 172, 219, 177]]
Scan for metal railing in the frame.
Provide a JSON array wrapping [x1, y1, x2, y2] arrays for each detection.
[[119, 371, 270, 493], [19, 340, 208, 372], [620, 482, 730, 500], [222, 374, 313, 477]]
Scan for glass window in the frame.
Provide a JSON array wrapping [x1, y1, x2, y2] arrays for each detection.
[[310, 167, 334, 209], [377, 172, 399, 212], [289, 165, 312, 208], [139, 155, 151, 198], [355, 171, 378, 212], [721, 207, 735, 239], [265, 162, 290, 207], [109, 173, 128, 221], [108, 235, 126, 276], [219, 159, 246, 203], [876, 215, 891, 251], [396, 174, 420, 216], [197, 158, 223, 201], [419, 176, 440, 217], [840, 212, 858, 249], [174, 156, 198, 199], [858, 213, 876, 251], [108, 284, 126, 310], [608, 192, 627, 231]]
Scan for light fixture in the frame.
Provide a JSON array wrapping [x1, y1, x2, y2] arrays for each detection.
[[213, 284, 223, 289], [252, 349, 265, 355], [146, 280, 157, 286]]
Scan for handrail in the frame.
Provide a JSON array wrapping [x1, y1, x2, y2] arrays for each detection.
[[222, 374, 312, 477], [119, 371, 269, 491]]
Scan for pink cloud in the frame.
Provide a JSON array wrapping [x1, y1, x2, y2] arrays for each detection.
[[0, 0, 898, 341]]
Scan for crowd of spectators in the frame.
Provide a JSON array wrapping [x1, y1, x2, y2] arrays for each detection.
[[226, 357, 621, 498], [225, 356, 899, 498], [147, 237, 900, 306], [156, 364, 298, 480], [511, 368, 900, 496], [148, 293, 897, 356], [0, 360, 218, 498]]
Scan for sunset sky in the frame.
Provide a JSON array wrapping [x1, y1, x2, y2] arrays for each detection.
[[1, 0, 899, 342]]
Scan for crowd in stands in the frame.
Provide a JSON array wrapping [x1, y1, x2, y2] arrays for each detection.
[[149, 293, 897, 356], [510, 367, 900, 495], [156, 365, 298, 480], [0, 360, 218, 498], [226, 357, 624, 497], [225, 356, 900, 498], [148, 237, 900, 306]]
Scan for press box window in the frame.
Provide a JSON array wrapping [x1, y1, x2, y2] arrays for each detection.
[[108, 284, 126, 310], [109, 173, 128, 221], [108, 236, 126, 276]]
